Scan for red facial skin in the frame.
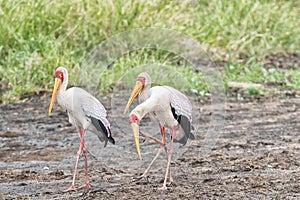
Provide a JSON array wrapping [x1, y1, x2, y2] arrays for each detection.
[[137, 76, 145, 89], [129, 114, 140, 125], [55, 70, 64, 82]]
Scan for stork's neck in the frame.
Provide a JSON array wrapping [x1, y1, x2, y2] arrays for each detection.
[[138, 84, 151, 103], [56, 76, 69, 109]]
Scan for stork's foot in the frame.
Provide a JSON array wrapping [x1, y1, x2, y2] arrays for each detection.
[[78, 182, 92, 189], [133, 173, 148, 182], [64, 185, 76, 192], [158, 185, 168, 190], [158, 178, 173, 190]]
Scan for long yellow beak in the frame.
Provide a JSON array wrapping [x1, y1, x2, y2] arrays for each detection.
[[123, 81, 143, 114], [130, 122, 142, 160], [48, 78, 62, 116]]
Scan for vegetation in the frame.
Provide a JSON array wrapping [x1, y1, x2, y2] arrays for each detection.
[[0, 0, 299, 102]]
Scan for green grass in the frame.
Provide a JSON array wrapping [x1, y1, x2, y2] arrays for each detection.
[[0, 0, 299, 102], [225, 61, 300, 89]]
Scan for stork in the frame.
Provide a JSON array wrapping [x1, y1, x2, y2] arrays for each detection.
[[48, 67, 115, 192], [124, 72, 194, 190]]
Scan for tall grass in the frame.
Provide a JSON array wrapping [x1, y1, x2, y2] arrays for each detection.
[[0, 0, 299, 102]]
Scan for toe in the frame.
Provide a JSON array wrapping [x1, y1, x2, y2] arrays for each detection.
[[64, 185, 76, 192]]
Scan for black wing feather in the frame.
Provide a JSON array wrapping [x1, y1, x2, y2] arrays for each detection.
[[91, 117, 115, 147], [171, 104, 194, 145]]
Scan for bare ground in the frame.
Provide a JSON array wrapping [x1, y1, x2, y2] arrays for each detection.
[[0, 91, 299, 200]]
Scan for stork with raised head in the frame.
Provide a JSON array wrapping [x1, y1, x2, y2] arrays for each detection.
[[124, 72, 194, 190], [48, 67, 115, 192]]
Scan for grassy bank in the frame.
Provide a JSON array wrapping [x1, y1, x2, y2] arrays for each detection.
[[0, 0, 299, 102]]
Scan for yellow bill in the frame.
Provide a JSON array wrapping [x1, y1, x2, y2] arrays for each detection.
[[123, 81, 143, 114], [130, 122, 142, 160], [48, 78, 62, 116]]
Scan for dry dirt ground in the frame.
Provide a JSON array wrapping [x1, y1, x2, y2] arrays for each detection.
[[0, 90, 299, 199]]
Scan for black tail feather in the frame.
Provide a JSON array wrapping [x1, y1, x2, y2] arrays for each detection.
[[106, 127, 115, 144], [91, 117, 115, 147], [170, 104, 193, 145], [189, 132, 195, 140], [174, 115, 192, 145]]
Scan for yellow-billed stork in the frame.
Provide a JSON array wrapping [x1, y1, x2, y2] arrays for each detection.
[[48, 67, 115, 192], [124, 72, 194, 190]]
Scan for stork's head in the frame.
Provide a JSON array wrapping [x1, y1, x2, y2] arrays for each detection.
[[48, 67, 68, 116], [123, 72, 151, 160], [123, 72, 151, 114], [128, 113, 142, 160]]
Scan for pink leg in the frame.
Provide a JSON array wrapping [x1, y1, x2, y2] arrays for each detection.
[[135, 125, 167, 181], [140, 131, 165, 146], [159, 127, 175, 190], [65, 127, 85, 192], [159, 125, 168, 154], [78, 140, 92, 189]]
